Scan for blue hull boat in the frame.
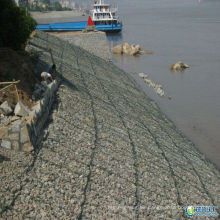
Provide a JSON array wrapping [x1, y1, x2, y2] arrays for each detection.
[[36, 0, 122, 33], [36, 21, 122, 33]]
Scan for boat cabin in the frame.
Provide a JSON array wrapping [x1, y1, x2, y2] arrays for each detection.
[[92, 0, 119, 26]]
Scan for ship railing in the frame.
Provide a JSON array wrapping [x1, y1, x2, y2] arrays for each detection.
[[94, 9, 110, 12], [94, 16, 113, 20]]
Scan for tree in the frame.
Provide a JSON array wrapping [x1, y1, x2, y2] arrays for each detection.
[[0, 0, 37, 50]]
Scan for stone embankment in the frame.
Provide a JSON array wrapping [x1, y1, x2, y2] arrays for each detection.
[[0, 79, 60, 152], [0, 30, 219, 219], [52, 31, 112, 61]]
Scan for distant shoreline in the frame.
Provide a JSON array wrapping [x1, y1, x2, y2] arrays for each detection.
[[31, 11, 87, 24]]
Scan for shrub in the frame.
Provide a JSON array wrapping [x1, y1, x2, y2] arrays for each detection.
[[0, 0, 37, 50]]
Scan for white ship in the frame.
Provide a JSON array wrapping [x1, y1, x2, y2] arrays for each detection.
[[91, 0, 122, 32]]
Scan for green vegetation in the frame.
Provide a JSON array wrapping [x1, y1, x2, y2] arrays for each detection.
[[0, 0, 36, 50]]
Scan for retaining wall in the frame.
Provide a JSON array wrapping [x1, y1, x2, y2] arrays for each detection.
[[0, 79, 60, 152], [52, 31, 112, 61]]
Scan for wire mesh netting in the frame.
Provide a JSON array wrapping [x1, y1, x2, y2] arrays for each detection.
[[0, 30, 219, 219]]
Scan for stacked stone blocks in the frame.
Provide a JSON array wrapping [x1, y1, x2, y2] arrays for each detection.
[[0, 79, 60, 152]]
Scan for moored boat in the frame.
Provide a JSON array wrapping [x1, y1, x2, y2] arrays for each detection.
[[36, 0, 122, 32], [92, 0, 122, 32]]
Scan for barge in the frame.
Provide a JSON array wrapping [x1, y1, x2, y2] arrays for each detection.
[[36, 0, 122, 33]]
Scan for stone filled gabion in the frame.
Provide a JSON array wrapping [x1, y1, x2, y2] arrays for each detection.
[[0, 79, 59, 152], [0, 30, 219, 219]]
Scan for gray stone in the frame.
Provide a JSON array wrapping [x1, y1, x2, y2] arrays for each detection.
[[14, 102, 29, 117], [1, 139, 11, 149], [0, 101, 13, 116], [21, 142, 34, 152], [130, 44, 141, 56], [170, 61, 190, 72], [12, 141, 20, 151], [10, 116, 20, 123], [8, 132, 19, 141], [11, 123, 21, 133], [112, 45, 123, 54], [20, 127, 29, 144], [123, 42, 132, 54], [0, 127, 8, 139]]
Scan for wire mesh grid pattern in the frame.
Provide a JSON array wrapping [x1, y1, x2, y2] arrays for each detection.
[[0, 30, 219, 219]]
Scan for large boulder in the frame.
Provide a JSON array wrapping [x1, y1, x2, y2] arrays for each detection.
[[112, 45, 123, 54], [130, 44, 141, 56], [14, 102, 29, 117], [138, 73, 148, 79], [0, 101, 13, 116], [170, 61, 190, 72], [123, 42, 132, 54], [112, 43, 153, 56]]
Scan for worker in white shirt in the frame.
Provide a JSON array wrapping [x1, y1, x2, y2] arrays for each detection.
[[41, 72, 54, 83]]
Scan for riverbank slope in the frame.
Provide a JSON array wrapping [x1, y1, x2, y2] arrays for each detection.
[[0, 30, 219, 219]]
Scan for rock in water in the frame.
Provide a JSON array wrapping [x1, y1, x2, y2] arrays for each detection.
[[139, 50, 153, 55], [123, 42, 132, 54], [112, 43, 152, 56], [138, 73, 165, 97], [156, 87, 165, 97], [130, 44, 141, 56], [138, 73, 148, 79], [170, 61, 190, 71], [112, 45, 123, 54], [14, 102, 29, 117], [0, 101, 13, 116]]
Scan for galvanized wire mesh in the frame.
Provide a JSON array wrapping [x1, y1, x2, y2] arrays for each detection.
[[1, 30, 218, 219]]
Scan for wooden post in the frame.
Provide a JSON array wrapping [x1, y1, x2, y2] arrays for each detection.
[[0, 84, 14, 93], [0, 80, 20, 85], [49, 48, 55, 65]]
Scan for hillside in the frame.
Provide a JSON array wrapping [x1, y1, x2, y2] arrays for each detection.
[[0, 48, 40, 108]]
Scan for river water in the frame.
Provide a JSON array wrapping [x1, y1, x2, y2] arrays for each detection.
[[107, 0, 220, 168]]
